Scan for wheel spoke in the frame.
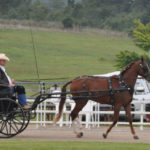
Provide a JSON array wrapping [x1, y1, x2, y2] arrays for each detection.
[[8, 121, 12, 134], [13, 118, 23, 125], [5, 121, 9, 135], [1, 121, 6, 132], [12, 120, 19, 131], [7, 121, 17, 133]]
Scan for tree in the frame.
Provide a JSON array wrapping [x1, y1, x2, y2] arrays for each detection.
[[0, 0, 12, 13], [62, 17, 73, 28], [115, 20, 150, 69], [30, 0, 49, 21], [0, 0, 32, 19], [1, 0, 150, 33], [72, 3, 83, 18], [133, 20, 150, 52], [68, 0, 75, 8], [49, 0, 65, 10]]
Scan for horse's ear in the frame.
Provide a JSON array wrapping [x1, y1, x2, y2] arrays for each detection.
[[141, 57, 144, 62], [141, 56, 146, 62]]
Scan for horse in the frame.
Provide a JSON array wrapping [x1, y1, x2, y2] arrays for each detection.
[[54, 57, 150, 139]]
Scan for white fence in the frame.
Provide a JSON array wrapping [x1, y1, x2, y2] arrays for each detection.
[[15, 81, 150, 130], [28, 98, 150, 130]]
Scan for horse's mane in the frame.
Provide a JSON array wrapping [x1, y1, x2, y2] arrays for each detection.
[[120, 62, 135, 76]]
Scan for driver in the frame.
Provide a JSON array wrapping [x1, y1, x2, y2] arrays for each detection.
[[0, 53, 31, 109]]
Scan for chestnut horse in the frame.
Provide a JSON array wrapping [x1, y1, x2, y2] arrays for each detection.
[[54, 58, 150, 139]]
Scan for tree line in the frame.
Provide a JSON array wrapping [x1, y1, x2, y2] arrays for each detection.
[[0, 0, 150, 33], [115, 20, 150, 69], [1, 0, 150, 68]]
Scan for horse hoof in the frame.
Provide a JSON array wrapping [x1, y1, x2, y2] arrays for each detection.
[[77, 132, 83, 138], [103, 133, 107, 139], [133, 135, 139, 140]]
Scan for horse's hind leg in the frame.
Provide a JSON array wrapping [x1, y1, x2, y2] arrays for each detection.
[[103, 104, 121, 139], [71, 99, 88, 138], [124, 104, 139, 139]]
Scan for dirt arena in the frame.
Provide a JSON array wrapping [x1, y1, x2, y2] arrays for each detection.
[[10, 125, 150, 143]]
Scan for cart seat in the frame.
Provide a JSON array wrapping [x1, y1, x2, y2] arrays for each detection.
[[0, 86, 17, 113], [0, 85, 13, 98]]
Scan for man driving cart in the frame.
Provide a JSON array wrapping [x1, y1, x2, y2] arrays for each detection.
[[0, 53, 31, 109]]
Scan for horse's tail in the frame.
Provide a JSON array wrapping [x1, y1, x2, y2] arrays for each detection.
[[54, 80, 72, 124]]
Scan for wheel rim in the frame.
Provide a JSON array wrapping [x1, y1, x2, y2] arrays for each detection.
[[18, 111, 30, 133], [0, 98, 25, 138]]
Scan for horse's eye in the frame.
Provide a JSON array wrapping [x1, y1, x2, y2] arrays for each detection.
[[143, 66, 148, 73]]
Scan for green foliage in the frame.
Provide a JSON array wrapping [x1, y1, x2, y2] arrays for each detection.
[[115, 50, 140, 69], [68, 0, 75, 7], [0, 0, 11, 13], [115, 20, 150, 70], [30, 0, 49, 21], [115, 50, 150, 69], [62, 17, 73, 28], [133, 20, 150, 52], [49, 0, 65, 10], [1, 0, 150, 32]]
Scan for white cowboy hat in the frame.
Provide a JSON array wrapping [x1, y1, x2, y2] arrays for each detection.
[[0, 53, 10, 61]]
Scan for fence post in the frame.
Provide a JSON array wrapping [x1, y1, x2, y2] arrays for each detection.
[[98, 103, 100, 128], [40, 102, 43, 126], [36, 103, 39, 128], [43, 100, 46, 127], [85, 112, 90, 128], [140, 100, 144, 130]]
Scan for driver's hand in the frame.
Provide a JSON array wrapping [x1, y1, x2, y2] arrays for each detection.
[[12, 79, 15, 84], [9, 83, 15, 87]]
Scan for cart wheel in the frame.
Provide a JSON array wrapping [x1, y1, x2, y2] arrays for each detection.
[[0, 98, 25, 138], [19, 110, 31, 133]]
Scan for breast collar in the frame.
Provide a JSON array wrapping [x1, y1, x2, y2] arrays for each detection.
[[118, 74, 134, 95]]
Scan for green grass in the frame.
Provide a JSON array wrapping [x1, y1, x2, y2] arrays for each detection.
[[0, 141, 149, 150], [0, 28, 141, 80]]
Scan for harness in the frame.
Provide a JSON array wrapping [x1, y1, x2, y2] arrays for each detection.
[[81, 75, 133, 105], [118, 75, 134, 95], [107, 77, 113, 104], [108, 75, 134, 105]]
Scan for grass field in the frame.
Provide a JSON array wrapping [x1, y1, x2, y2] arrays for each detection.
[[0, 27, 141, 80], [0, 141, 149, 150]]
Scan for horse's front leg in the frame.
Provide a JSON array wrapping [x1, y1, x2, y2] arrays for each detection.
[[103, 104, 121, 139], [124, 104, 139, 139]]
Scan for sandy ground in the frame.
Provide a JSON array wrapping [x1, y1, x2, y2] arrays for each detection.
[[7, 125, 150, 143]]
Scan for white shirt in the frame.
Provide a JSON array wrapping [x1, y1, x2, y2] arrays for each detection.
[[0, 65, 12, 84]]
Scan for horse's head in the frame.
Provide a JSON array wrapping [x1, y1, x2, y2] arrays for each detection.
[[137, 57, 150, 82]]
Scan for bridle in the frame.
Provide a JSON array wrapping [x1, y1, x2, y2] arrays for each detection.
[[139, 61, 150, 79], [118, 60, 150, 95]]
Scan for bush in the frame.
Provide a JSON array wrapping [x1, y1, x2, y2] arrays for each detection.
[[115, 50, 150, 69], [133, 20, 150, 52], [62, 17, 73, 28], [115, 50, 140, 69]]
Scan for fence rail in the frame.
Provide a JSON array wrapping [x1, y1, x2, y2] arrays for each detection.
[[14, 81, 150, 130], [28, 98, 150, 130]]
